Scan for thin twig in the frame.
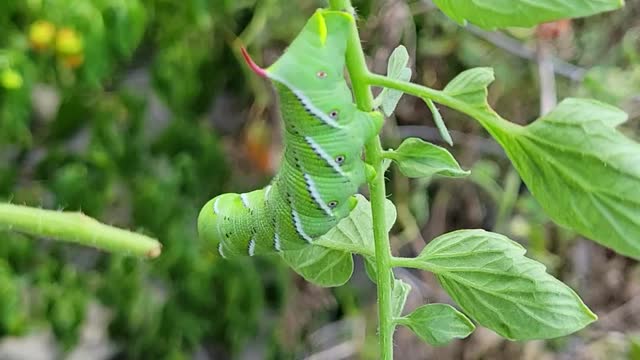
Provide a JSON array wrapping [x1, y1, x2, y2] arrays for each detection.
[[415, 0, 587, 81], [465, 24, 586, 82], [537, 36, 558, 114]]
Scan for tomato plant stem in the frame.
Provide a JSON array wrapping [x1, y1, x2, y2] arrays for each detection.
[[364, 72, 521, 139], [328, 1, 395, 358], [0, 203, 161, 258]]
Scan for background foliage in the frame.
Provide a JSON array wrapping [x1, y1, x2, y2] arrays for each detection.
[[0, 0, 638, 359]]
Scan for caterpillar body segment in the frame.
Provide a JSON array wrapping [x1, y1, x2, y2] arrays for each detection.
[[198, 10, 384, 257]]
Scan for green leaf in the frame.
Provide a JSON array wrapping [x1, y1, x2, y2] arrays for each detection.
[[443, 67, 640, 259], [375, 45, 412, 116], [424, 98, 453, 146], [492, 99, 640, 259], [315, 194, 397, 257], [281, 246, 353, 287], [392, 278, 412, 318], [388, 138, 469, 179], [364, 256, 378, 283], [432, 0, 624, 29], [282, 194, 396, 287], [400, 303, 475, 346], [443, 67, 495, 109], [413, 229, 597, 340]]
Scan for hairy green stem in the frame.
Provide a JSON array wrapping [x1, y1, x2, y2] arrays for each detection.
[[328, 1, 395, 358], [364, 72, 521, 139], [0, 203, 162, 258], [367, 60, 524, 232], [328, 0, 354, 13], [390, 256, 436, 272]]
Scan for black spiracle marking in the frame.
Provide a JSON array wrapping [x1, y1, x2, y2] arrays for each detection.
[[294, 93, 314, 116]]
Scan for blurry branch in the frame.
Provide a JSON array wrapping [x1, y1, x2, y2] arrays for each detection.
[[238, 0, 275, 45], [464, 25, 586, 82], [536, 26, 560, 114], [224, 0, 277, 108], [414, 0, 586, 81], [0, 203, 162, 258]]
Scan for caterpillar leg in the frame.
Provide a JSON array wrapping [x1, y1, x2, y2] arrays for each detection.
[[365, 164, 377, 182], [365, 111, 385, 140]]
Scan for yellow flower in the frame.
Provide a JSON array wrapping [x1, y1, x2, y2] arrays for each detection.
[[0, 69, 23, 90], [55, 28, 83, 56], [29, 20, 56, 50]]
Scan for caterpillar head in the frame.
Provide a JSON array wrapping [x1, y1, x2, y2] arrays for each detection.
[[240, 11, 351, 96]]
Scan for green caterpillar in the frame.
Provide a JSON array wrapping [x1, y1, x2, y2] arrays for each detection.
[[198, 10, 383, 258]]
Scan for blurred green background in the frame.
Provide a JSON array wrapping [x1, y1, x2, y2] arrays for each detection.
[[0, 0, 639, 359]]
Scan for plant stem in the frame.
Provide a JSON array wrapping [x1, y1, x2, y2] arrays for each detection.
[[364, 72, 521, 140], [390, 256, 437, 272], [328, 1, 395, 358], [0, 203, 162, 258]]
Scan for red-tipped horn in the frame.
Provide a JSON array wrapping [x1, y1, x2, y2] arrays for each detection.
[[240, 47, 267, 78]]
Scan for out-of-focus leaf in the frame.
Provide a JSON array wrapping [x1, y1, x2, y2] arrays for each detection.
[[581, 66, 640, 105]]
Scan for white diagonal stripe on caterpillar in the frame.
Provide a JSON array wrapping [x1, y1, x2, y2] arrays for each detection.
[[268, 73, 342, 129], [218, 243, 226, 258], [303, 173, 334, 217], [304, 136, 347, 177], [240, 193, 250, 208], [248, 237, 256, 256], [292, 209, 314, 243], [273, 232, 281, 251], [213, 198, 221, 215]]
